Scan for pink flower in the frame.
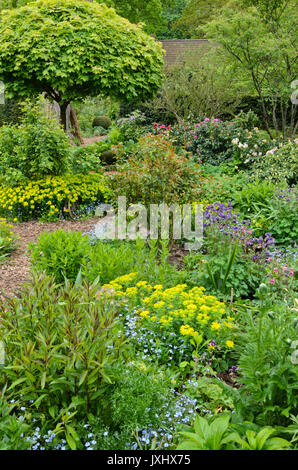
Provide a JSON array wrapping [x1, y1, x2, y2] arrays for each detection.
[[267, 257, 272, 262], [269, 278, 275, 284], [160, 124, 166, 129], [289, 270, 294, 276], [204, 118, 210, 122], [273, 267, 278, 273]]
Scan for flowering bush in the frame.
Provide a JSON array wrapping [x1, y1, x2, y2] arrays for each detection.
[[0, 217, 18, 262], [263, 256, 297, 300], [152, 118, 277, 168], [0, 173, 110, 221], [253, 140, 298, 185], [101, 273, 237, 368]]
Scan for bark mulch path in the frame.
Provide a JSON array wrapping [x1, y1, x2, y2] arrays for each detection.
[[82, 135, 107, 146], [0, 218, 99, 299]]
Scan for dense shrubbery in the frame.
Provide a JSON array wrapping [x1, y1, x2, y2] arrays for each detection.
[[253, 140, 298, 186], [0, 98, 70, 186], [110, 134, 202, 207], [0, 174, 110, 221]]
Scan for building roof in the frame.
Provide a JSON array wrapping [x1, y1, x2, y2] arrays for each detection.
[[159, 39, 211, 65]]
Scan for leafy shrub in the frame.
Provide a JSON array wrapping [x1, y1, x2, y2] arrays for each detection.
[[80, 364, 173, 450], [176, 414, 292, 450], [154, 118, 281, 168], [92, 116, 112, 129], [70, 145, 103, 174], [0, 275, 128, 428], [0, 397, 33, 450], [0, 98, 70, 186], [0, 217, 18, 263], [184, 238, 264, 300], [234, 301, 298, 426], [231, 109, 260, 131], [100, 150, 117, 166], [74, 96, 120, 137], [0, 98, 23, 126], [110, 134, 202, 206], [29, 230, 92, 283], [253, 140, 298, 185], [30, 234, 185, 288], [117, 110, 152, 143], [232, 180, 277, 217], [200, 171, 250, 204], [252, 187, 298, 246], [0, 173, 110, 221]]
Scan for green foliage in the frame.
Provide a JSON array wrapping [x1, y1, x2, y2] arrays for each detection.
[[200, 171, 250, 204], [253, 140, 298, 186], [177, 414, 236, 450], [0, 0, 164, 115], [205, 2, 298, 137], [29, 230, 91, 284], [176, 413, 292, 450], [172, 0, 228, 38], [0, 174, 110, 221], [73, 96, 120, 137], [30, 234, 184, 288], [0, 275, 128, 421], [103, 0, 165, 35], [146, 47, 245, 123], [0, 98, 70, 185], [252, 187, 298, 246], [234, 302, 298, 426], [70, 145, 103, 175], [110, 134, 202, 206], [233, 180, 277, 216], [185, 235, 263, 300], [231, 427, 292, 450], [75, 363, 173, 450], [0, 98, 22, 126], [117, 110, 152, 143], [92, 116, 112, 130], [0, 217, 17, 263], [0, 396, 33, 450]]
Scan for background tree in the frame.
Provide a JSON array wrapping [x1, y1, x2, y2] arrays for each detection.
[[0, 0, 164, 130], [172, 0, 229, 38], [102, 0, 165, 34], [205, 0, 298, 137]]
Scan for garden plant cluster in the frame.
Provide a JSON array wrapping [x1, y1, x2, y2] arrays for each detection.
[[0, 0, 297, 453]]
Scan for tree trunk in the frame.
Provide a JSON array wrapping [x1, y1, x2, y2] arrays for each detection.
[[60, 102, 70, 132], [70, 104, 84, 144]]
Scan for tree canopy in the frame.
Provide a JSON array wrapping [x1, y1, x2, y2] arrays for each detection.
[[0, 0, 164, 127]]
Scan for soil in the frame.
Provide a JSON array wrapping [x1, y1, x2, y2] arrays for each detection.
[[0, 218, 100, 299], [82, 135, 107, 146]]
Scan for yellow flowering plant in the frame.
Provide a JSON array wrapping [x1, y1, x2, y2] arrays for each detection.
[[0, 173, 111, 221], [0, 217, 18, 262], [102, 273, 238, 369]]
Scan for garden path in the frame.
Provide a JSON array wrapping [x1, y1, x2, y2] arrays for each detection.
[[0, 218, 100, 299]]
